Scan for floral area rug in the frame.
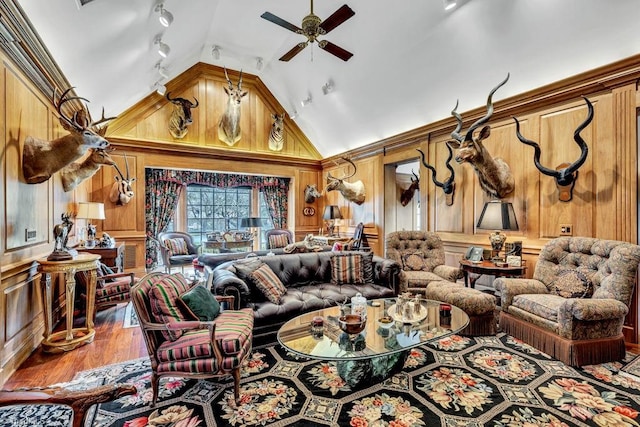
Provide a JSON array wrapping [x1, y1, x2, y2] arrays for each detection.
[[13, 333, 640, 427], [122, 302, 139, 329]]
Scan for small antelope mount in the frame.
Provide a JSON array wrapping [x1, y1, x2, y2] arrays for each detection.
[[417, 145, 456, 206], [268, 113, 285, 151], [448, 74, 515, 199], [514, 96, 593, 202], [166, 92, 199, 139], [109, 153, 136, 205], [326, 157, 365, 205], [304, 184, 323, 203], [22, 87, 114, 184], [218, 68, 247, 146], [61, 147, 115, 192], [399, 170, 420, 207]]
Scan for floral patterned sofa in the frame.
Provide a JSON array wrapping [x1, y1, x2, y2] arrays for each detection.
[[385, 231, 462, 294], [495, 236, 640, 366]]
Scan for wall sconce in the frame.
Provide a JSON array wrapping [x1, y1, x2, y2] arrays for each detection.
[[211, 45, 221, 60], [155, 36, 170, 58], [443, 0, 457, 11], [322, 80, 334, 95], [300, 94, 312, 107], [155, 3, 174, 27], [256, 57, 264, 71], [476, 200, 519, 260]]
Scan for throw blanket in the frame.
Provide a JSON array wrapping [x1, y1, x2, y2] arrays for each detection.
[[283, 234, 324, 253]]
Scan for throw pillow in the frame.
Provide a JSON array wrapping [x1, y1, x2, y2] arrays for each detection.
[[248, 263, 287, 304], [178, 285, 221, 321], [269, 234, 290, 249], [234, 257, 264, 281], [402, 252, 427, 271], [164, 238, 189, 257], [148, 273, 192, 341], [549, 269, 593, 298], [361, 251, 375, 284], [331, 253, 365, 285]]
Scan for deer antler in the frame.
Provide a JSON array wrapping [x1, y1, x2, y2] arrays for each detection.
[[339, 157, 357, 180], [54, 87, 90, 131]]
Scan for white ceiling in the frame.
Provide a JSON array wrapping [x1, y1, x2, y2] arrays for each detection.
[[16, 0, 640, 158]]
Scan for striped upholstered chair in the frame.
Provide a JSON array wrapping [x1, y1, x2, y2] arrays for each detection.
[[131, 272, 254, 405]]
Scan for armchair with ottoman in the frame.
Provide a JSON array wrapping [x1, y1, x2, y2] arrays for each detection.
[[495, 236, 640, 366], [385, 231, 463, 294]]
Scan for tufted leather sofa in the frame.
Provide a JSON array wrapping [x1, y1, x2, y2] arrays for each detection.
[[211, 251, 401, 340], [495, 236, 640, 366]]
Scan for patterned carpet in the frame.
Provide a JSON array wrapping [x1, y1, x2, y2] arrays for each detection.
[[3, 333, 640, 426]]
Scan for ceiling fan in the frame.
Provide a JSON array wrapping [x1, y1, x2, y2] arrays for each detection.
[[261, 0, 355, 62]]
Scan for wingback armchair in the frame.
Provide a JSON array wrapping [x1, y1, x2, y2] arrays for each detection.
[[495, 236, 640, 366], [385, 231, 462, 294], [265, 228, 294, 249], [157, 231, 200, 273]]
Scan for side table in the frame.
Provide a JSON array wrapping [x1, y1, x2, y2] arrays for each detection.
[[459, 259, 527, 289], [37, 253, 101, 353], [76, 242, 124, 272]]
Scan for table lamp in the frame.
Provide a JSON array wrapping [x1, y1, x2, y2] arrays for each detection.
[[323, 205, 342, 237], [476, 200, 518, 260], [77, 202, 105, 248], [241, 217, 262, 241]]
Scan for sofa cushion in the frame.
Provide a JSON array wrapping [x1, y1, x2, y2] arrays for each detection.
[[402, 252, 427, 271], [331, 253, 365, 285], [249, 263, 287, 304], [179, 285, 221, 321], [148, 273, 192, 341], [164, 238, 189, 257], [549, 269, 593, 298]]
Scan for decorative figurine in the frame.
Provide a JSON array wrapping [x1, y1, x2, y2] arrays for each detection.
[[48, 212, 75, 261], [99, 232, 115, 248]]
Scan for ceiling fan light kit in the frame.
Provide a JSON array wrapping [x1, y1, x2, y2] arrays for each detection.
[[261, 0, 355, 62]]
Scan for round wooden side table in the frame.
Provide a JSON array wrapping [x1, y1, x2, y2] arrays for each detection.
[[37, 253, 101, 353], [459, 259, 527, 288]]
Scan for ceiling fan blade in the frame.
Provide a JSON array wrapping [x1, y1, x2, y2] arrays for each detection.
[[319, 5, 355, 34], [261, 12, 302, 33], [319, 41, 353, 61], [279, 43, 308, 61]]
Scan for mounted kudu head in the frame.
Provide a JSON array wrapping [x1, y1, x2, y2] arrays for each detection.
[[514, 96, 593, 202], [166, 92, 199, 139], [22, 87, 114, 184], [399, 170, 420, 207], [218, 67, 248, 146], [447, 74, 515, 199], [326, 157, 366, 205], [109, 153, 136, 206], [417, 145, 456, 206], [304, 184, 323, 203]]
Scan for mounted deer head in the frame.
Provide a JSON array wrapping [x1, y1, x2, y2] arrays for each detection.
[[399, 170, 420, 207], [417, 145, 456, 206], [447, 74, 515, 199], [60, 147, 116, 192], [218, 67, 247, 146], [268, 113, 285, 151], [166, 92, 199, 139], [22, 88, 114, 184], [326, 157, 365, 205], [304, 184, 323, 203], [514, 96, 593, 202], [109, 153, 136, 205]]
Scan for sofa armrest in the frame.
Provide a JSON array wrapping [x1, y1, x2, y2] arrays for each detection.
[[494, 277, 548, 311], [373, 256, 401, 294], [211, 269, 250, 310], [433, 265, 463, 282], [559, 298, 629, 322]]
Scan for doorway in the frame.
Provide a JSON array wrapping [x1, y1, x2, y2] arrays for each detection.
[[384, 160, 420, 236]]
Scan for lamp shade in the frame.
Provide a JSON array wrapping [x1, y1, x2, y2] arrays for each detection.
[[476, 201, 518, 231], [76, 202, 105, 220], [323, 205, 342, 220], [241, 217, 262, 228]]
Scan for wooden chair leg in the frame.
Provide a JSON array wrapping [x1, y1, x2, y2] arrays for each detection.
[[151, 373, 160, 407], [232, 367, 241, 404]]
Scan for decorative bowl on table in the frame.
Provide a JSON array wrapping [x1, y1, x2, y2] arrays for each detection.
[[377, 316, 394, 330], [338, 314, 367, 335]]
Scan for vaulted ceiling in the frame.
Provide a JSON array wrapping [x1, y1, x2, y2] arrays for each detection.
[[16, 0, 640, 158]]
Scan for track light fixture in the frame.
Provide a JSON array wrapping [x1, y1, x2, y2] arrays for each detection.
[[322, 80, 334, 95], [155, 3, 174, 27], [443, 0, 457, 11], [289, 109, 298, 120], [256, 57, 264, 71], [155, 36, 170, 58], [300, 94, 312, 107], [155, 61, 169, 79], [211, 45, 221, 60], [152, 81, 167, 96]]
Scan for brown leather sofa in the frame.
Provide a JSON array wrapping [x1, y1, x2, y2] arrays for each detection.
[[211, 251, 401, 341]]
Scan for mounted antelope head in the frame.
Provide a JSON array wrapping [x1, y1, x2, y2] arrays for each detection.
[[218, 67, 247, 146], [417, 145, 457, 206], [514, 96, 593, 202], [326, 157, 365, 205], [399, 170, 420, 207], [448, 74, 515, 199], [268, 113, 285, 151], [22, 87, 114, 184], [304, 184, 323, 203], [61, 147, 116, 192], [109, 153, 136, 205], [166, 92, 199, 139]]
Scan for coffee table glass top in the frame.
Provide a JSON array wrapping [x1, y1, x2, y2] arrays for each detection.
[[277, 298, 469, 361]]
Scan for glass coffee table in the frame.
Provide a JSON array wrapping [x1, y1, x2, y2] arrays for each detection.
[[277, 298, 469, 388]]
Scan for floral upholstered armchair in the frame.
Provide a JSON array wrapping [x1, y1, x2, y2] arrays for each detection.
[[385, 231, 462, 294], [495, 236, 640, 367]]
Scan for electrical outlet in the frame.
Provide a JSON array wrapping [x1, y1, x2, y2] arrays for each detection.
[[560, 224, 572, 236]]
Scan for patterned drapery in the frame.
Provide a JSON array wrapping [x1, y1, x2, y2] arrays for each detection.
[[145, 168, 290, 269]]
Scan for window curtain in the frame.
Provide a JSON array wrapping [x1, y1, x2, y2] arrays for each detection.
[[145, 168, 290, 269]]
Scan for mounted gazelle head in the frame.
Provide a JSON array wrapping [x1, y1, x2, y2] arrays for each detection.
[[166, 92, 199, 139], [399, 170, 420, 207], [304, 184, 323, 203], [218, 67, 248, 146], [22, 87, 114, 184], [514, 96, 593, 202], [109, 153, 136, 205], [417, 145, 457, 206], [326, 157, 365, 205], [447, 74, 515, 199]]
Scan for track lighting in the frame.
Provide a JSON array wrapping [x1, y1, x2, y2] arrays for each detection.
[[155, 4, 174, 28], [155, 36, 170, 58], [155, 61, 169, 79], [256, 57, 264, 71], [300, 94, 312, 107], [443, 0, 457, 11], [322, 80, 334, 95], [152, 81, 166, 96], [211, 45, 221, 60], [289, 109, 298, 120]]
